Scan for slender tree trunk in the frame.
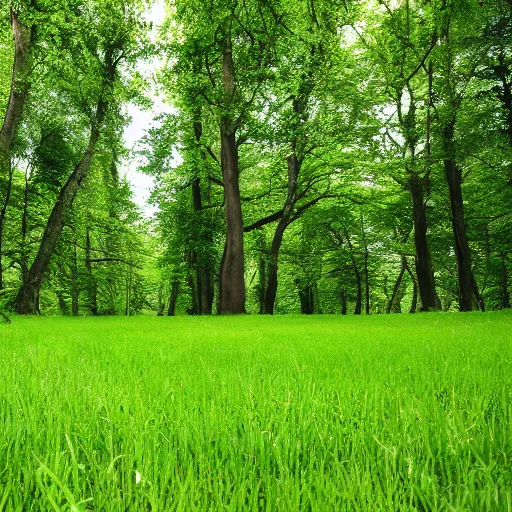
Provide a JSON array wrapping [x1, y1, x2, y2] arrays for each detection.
[[191, 119, 214, 315], [443, 120, 482, 312], [125, 269, 132, 316], [85, 229, 98, 315], [360, 215, 370, 314], [167, 280, 180, 316], [409, 174, 439, 311], [405, 259, 418, 313], [190, 176, 202, 316], [57, 292, 69, 316], [20, 168, 29, 283], [71, 243, 79, 316], [200, 266, 213, 315], [387, 256, 407, 314], [340, 288, 347, 315], [265, 154, 300, 314], [15, 80, 111, 314], [298, 282, 314, 315], [264, 88, 305, 314], [264, 229, 284, 315], [0, 9, 32, 180], [186, 270, 199, 315], [218, 43, 246, 315], [0, 9, 33, 290], [0, 165, 13, 290], [493, 54, 512, 149], [501, 253, 510, 309], [344, 228, 362, 315], [259, 252, 266, 315]]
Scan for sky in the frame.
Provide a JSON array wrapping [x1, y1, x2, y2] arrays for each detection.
[[121, 1, 168, 216]]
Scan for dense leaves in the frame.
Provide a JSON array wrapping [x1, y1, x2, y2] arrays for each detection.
[[0, 0, 510, 315]]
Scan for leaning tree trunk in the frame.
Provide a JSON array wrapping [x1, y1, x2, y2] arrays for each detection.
[[0, 9, 32, 177], [264, 154, 300, 314], [409, 173, 439, 311], [0, 9, 33, 290], [443, 120, 482, 312], [218, 44, 246, 315], [15, 96, 108, 314]]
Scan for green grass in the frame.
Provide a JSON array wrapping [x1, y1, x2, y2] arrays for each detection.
[[1, 313, 511, 511]]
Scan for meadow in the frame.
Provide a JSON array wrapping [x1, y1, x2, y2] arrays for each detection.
[[0, 312, 511, 511]]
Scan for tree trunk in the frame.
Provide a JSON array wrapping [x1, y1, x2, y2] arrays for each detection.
[[167, 280, 180, 316], [264, 153, 300, 314], [500, 253, 510, 309], [443, 120, 482, 312], [0, 9, 32, 180], [0, 9, 33, 290], [191, 119, 214, 315], [493, 55, 512, 149], [125, 269, 132, 316], [71, 244, 79, 316], [218, 44, 246, 315], [85, 229, 98, 315], [405, 259, 418, 313], [15, 83, 110, 314], [259, 251, 266, 315], [361, 215, 370, 314], [298, 282, 314, 315], [187, 270, 199, 315], [340, 288, 347, 315], [409, 174, 439, 311], [387, 256, 407, 314], [57, 292, 69, 316], [20, 167, 29, 283], [263, 64, 313, 314], [344, 228, 362, 315], [0, 165, 13, 290]]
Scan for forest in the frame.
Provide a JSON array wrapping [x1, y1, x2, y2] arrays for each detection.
[[0, 0, 511, 318], [1, 1, 512, 509]]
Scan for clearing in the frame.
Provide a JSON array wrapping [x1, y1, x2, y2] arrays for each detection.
[[1, 313, 511, 510]]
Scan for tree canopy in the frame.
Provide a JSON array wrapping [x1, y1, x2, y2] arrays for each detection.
[[0, 0, 510, 317]]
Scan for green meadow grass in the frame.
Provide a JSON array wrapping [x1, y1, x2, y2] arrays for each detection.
[[0, 313, 511, 511]]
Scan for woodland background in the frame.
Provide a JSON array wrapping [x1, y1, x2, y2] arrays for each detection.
[[0, 0, 511, 317]]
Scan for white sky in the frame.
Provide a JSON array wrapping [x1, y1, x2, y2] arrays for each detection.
[[122, 1, 168, 217]]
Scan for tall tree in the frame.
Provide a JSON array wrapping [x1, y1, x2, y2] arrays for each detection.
[[0, 3, 34, 290], [15, 0, 147, 313]]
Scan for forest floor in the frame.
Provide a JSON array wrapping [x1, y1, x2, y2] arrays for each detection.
[[1, 312, 511, 511]]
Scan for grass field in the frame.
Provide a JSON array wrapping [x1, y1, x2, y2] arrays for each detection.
[[0, 312, 511, 511]]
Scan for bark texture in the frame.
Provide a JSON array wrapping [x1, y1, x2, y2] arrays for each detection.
[[218, 43, 246, 314], [443, 120, 483, 311], [0, 9, 33, 290], [264, 154, 300, 314], [409, 174, 439, 311], [15, 67, 112, 314]]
